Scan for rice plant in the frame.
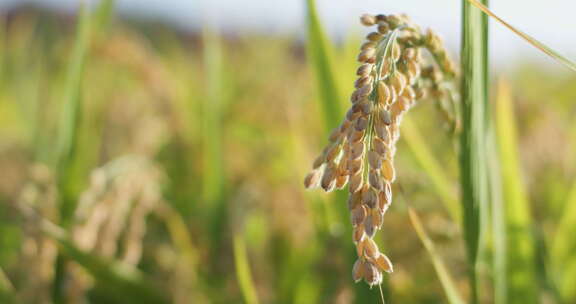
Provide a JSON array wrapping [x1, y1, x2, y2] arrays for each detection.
[[304, 13, 458, 286], [0, 1, 575, 303]]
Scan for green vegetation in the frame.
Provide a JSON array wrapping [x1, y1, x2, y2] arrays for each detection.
[[0, 1, 575, 303]]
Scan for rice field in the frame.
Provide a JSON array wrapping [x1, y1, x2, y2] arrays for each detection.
[[1, 1, 576, 303]]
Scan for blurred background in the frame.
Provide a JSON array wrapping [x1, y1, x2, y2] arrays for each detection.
[[0, 0, 575, 303]]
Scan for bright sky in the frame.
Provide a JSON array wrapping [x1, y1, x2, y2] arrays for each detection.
[[2, 0, 576, 67]]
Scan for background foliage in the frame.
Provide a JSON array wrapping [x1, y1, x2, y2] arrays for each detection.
[[0, 1, 575, 303]]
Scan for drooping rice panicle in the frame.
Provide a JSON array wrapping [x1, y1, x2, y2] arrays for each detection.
[[304, 13, 458, 286]]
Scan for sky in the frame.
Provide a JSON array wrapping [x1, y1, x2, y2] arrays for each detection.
[[2, 0, 575, 67]]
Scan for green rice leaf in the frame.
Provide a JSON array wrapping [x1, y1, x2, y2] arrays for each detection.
[[486, 126, 506, 304], [55, 4, 90, 169], [460, 1, 490, 302], [495, 79, 537, 303], [0, 267, 16, 304], [305, 0, 342, 132], [233, 233, 260, 304], [408, 208, 465, 304], [402, 117, 460, 222], [201, 27, 225, 205], [54, 4, 92, 223], [551, 172, 576, 300]]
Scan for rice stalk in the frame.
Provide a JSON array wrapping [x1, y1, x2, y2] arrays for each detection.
[[460, 1, 490, 303], [305, 13, 457, 286], [495, 79, 537, 303]]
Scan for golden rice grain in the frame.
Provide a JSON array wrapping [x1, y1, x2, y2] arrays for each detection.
[[374, 124, 390, 142], [390, 72, 406, 94], [377, 22, 390, 34], [369, 169, 383, 190], [362, 187, 378, 208], [321, 166, 337, 191], [366, 32, 382, 42], [375, 254, 394, 273], [356, 63, 373, 76], [360, 14, 376, 26], [349, 172, 364, 193], [372, 137, 387, 155], [363, 238, 380, 260], [353, 225, 365, 243], [352, 259, 364, 282], [363, 262, 382, 286], [358, 48, 376, 63], [304, 170, 321, 189], [351, 205, 367, 226], [360, 41, 376, 51], [382, 158, 395, 182], [376, 81, 391, 105], [336, 175, 349, 189]]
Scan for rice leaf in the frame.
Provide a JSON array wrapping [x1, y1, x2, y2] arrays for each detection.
[[558, 259, 576, 301], [466, 0, 576, 72], [408, 208, 465, 304], [54, 4, 92, 223], [551, 174, 576, 300], [401, 117, 460, 222], [305, 0, 342, 132], [0, 267, 16, 304], [55, 4, 90, 169], [94, 0, 115, 32], [233, 233, 260, 304], [486, 126, 506, 304], [303, 0, 350, 231], [495, 79, 537, 303], [201, 27, 224, 205], [460, 1, 490, 302]]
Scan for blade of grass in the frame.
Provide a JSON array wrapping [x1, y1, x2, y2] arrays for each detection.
[[0, 267, 16, 303], [305, 0, 342, 132], [495, 79, 537, 303], [93, 0, 115, 32], [157, 205, 203, 300], [466, 0, 576, 72], [54, 3, 91, 222], [486, 126, 506, 304], [551, 173, 576, 301], [50, 5, 93, 301], [460, 1, 490, 303], [303, 0, 348, 235], [408, 208, 465, 304], [55, 4, 90, 169], [201, 27, 224, 206], [401, 117, 460, 222], [233, 233, 260, 304]]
